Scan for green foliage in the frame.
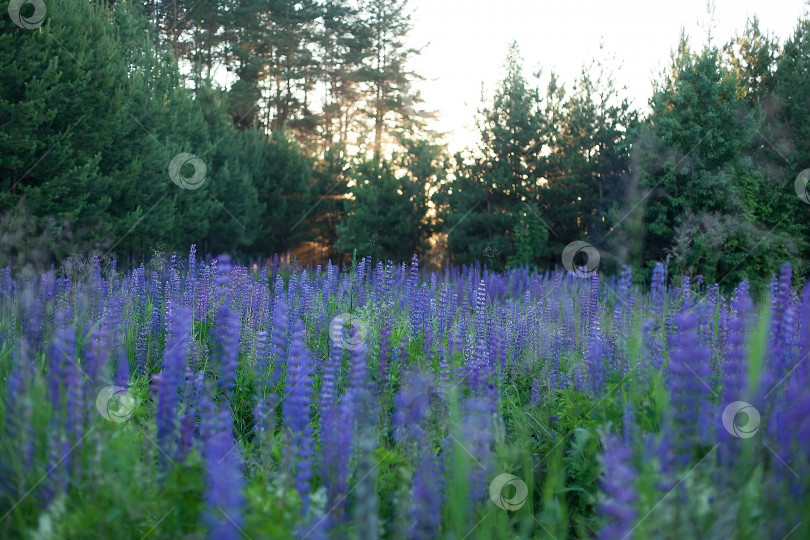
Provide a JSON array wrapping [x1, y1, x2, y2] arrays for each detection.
[[336, 158, 426, 261], [630, 32, 804, 289]]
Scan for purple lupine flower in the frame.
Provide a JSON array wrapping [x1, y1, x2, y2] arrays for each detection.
[[438, 343, 450, 402], [766, 264, 798, 397], [84, 324, 109, 389], [597, 434, 637, 540], [212, 303, 240, 398], [253, 330, 269, 391], [409, 257, 422, 339], [320, 389, 355, 527], [651, 263, 666, 315], [270, 300, 289, 382], [666, 310, 713, 464], [459, 396, 494, 508], [722, 282, 752, 405], [178, 367, 203, 462], [394, 372, 434, 446], [580, 286, 591, 349], [156, 306, 190, 466], [212, 259, 240, 398], [423, 322, 434, 360], [531, 378, 542, 405], [2, 340, 36, 499], [474, 279, 487, 341], [378, 322, 392, 384], [349, 340, 371, 410], [187, 244, 197, 277], [106, 294, 129, 387], [585, 316, 607, 396], [770, 282, 810, 496], [321, 319, 343, 418], [48, 318, 76, 415], [283, 320, 315, 513], [438, 286, 448, 339], [588, 272, 600, 333], [613, 266, 632, 340], [134, 322, 150, 377], [64, 354, 84, 476], [196, 264, 211, 320], [623, 400, 637, 447], [409, 448, 443, 539], [200, 397, 244, 540], [468, 335, 490, 393]]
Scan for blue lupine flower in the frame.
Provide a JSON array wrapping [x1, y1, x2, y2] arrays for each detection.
[[597, 434, 637, 540]]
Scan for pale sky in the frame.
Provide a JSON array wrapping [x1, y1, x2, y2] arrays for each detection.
[[408, 0, 808, 153]]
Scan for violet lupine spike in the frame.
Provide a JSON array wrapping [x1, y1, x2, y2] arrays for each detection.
[[437, 343, 451, 402], [377, 322, 392, 396], [622, 400, 637, 447], [65, 353, 84, 476], [597, 434, 637, 540], [1, 342, 35, 499], [422, 322, 434, 360], [200, 398, 244, 540], [106, 295, 129, 387], [253, 330, 269, 392], [187, 244, 197, 280], [349, 340, 372, 413], [134, 322, 150, 377], [723, 282, 753, 404], [48, 319, 76, 415], [212, 256, 240, 398], [438, 286, 448, 338], [459, 396, 494, 508], [588, 272, 600, 333], [212, 302, 240, 398], [580, 287, 591, 349], [665, 310, 713, 464], [613, 266, 632, 339], [408, 447, 443, 539], [320, 391, 354, 527], [393, 372, 434, 446], [492, 326, 506, 377], [321, 318, 344, 418], [585, 317, 606, 396], [409, 261, 421, 339], [283, 320, 315, 514], [773, 282, 810, 495], [270, 300, 289, 384], [156, 306, 190, 466], [84, 324, 109, 388], [178, 367, 203, 462], [531, 378, 542, 405], [474, 279, 487, 341]]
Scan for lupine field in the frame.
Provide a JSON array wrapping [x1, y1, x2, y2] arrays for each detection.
[[0, 248, 808, 540]]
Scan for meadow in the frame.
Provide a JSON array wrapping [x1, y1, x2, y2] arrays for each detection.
[[0, 248, 807, 539]]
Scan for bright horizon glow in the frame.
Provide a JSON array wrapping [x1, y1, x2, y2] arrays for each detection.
[[408, 0, 808, 154]]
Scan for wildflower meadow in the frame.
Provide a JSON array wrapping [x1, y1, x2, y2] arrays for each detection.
[[0, 248, 807, 539]]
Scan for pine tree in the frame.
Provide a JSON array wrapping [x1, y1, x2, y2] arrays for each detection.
[[438, 43, 546, 269], [360, 0, 423, 160], [337, 159, 421, 261]]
